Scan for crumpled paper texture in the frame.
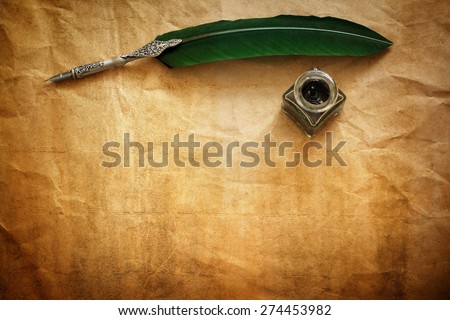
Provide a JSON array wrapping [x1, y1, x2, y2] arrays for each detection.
[[0, 0, 449, 299]]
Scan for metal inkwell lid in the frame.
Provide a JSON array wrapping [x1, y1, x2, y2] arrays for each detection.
[[293, 67, 339, 113]]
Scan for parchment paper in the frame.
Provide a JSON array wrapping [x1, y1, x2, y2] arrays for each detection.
[[0, 0, 449, 299]]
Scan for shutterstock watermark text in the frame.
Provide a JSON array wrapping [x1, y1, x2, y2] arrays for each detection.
[[101, 132, 347, 168]]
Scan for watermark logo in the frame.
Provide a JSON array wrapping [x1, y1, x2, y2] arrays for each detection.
[[101, 132, 347, 168]]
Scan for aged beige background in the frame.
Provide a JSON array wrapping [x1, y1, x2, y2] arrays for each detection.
[[0, 0, 449, 299]]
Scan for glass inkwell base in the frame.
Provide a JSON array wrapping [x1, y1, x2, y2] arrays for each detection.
[[282, 68, 345, 137]]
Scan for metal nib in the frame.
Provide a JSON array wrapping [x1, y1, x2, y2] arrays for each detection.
[[46, 71, 73, 83]]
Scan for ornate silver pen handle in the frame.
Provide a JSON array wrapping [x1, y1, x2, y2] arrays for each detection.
[[47, 39, 182, 83]]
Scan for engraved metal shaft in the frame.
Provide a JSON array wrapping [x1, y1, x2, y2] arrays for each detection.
[[47, 39, 182, 83], [47, 57, 129, 83]]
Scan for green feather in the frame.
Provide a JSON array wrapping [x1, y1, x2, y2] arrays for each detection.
[[155, 15, 392, 67]]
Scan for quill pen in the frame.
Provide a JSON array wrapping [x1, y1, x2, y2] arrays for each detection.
[[47, 15, 392, 83]]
